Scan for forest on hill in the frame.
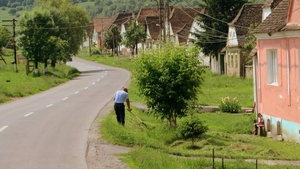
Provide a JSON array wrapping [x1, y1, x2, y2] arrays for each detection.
[[0, 0, 267, 18]]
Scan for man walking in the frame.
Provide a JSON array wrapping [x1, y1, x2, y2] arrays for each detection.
[[113, 87, 132, 125]]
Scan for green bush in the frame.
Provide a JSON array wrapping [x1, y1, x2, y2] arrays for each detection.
[[178, 115, 208, 145], [219, 97, 241, 113]]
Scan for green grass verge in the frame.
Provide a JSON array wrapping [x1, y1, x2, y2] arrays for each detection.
[[101, 108, 300, 168], [0, 50, 79, 103]]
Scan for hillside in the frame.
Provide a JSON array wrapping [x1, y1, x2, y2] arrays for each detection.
[[0, 0, 267, 21]]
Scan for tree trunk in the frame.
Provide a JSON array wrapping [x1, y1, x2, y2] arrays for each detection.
[[34, 61, 39, 75], [131, 46, 135, 56], [135, 42, 138, 55], [51, 60, 56, 68]]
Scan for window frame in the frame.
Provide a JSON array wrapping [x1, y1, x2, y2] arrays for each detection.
[[267, 49, 278, 85]]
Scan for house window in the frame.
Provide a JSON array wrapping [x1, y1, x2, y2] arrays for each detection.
[[267, 49, 278, 85], [228, 53, 232, 68], [235, 52, 238, 68]]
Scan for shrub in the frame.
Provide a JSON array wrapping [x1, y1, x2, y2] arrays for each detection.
[[178, 115, 208, 146], [16, 6, 23, 11], [91, 48, 101, 55], [8, 8, 17, 15], [219, 97, 241, 113]]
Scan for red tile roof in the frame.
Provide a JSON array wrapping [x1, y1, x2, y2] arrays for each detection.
[[110, 12, 135, 30], [262, 0, 283, 9], [253, 0, 292, 35], [92, 18, 113, 33], [170, 7, 202, 34], [229, 3, 264, 47], [145, 16, 160, 40], [137, 8, 159, 26]]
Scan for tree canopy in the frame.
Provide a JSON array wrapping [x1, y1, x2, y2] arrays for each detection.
[[18, 0, 90, 74], [0, 26, 12, 49], [133, 44, 204, 127], [193, 0, 247, 56], [103, 24, 122, 55], [122, 19, 146, 55]]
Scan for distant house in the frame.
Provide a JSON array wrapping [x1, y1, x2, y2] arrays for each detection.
[[136, 7, 159, 51], [252, 0, 300, 143], [144, 16, 160, 48], [169, 7, 203, 46], [118, 13, 137, 54], [91, 17, 113, 48], [134, 6, 209, 65], [224, 3, 263, 77], [91, 12, 135, 50]]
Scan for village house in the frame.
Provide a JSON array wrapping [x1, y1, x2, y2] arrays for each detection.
[[224, 3, 263, 78], [91, 12, 135, 50], [253, 0, 300, 143]]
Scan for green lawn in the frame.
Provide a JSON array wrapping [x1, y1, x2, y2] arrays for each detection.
[[78, 51, 254, 107], [0, 49, 80, 103]]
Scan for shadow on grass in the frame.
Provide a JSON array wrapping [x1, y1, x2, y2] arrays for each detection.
[[187, 145, 201, 150]]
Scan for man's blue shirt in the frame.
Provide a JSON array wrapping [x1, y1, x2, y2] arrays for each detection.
[[114, 90, 129, 103]]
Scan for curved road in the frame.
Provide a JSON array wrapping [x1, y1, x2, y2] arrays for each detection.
[[0, 57, 130, 169]]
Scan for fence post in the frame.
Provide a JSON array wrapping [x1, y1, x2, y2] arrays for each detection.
[[222, 158, 224, 169], [212, 149, 215, 169], [256, 159, 258, 169]]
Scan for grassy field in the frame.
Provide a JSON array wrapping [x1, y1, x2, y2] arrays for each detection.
[[0, 49, 79, 103]]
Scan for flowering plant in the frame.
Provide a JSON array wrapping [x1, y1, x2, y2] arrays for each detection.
[[218, 97, 241, 113]]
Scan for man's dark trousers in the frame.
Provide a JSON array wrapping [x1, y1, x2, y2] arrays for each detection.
[[114, 103, 125, 125]]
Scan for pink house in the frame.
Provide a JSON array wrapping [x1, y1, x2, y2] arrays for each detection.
[[253, 0, 300, 143]]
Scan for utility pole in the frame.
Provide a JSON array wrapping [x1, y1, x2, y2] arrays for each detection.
[[160, 0, 165, 42], [2, 18, 18, 72], [166, 0, 170, 41]]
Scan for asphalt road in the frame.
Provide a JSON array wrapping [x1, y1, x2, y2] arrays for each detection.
[[0, 57, 131, 169]]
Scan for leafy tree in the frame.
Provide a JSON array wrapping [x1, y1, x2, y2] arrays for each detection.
[[193, 0, 247, 56], [37, 0, 91, 56], [122, 19, 146, 56], [0, 26, 12, 49], [18, 0, 90, 74], [18, 9, 59, 74], [133, 44, 204, 127], [103, 24, 122, 55]]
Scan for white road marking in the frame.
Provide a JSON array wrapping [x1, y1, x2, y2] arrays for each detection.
[[75, 91, 79, 94], [92, 82, 95, 85], [97, 79, 100, 81], [24, 112, 34, 117], [62, 97, 68, 100], [84, 87, 88, 89], [0, 126, 8, 132], [46, 104, 53, 107]]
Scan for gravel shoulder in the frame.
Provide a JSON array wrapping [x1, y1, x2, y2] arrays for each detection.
[[85, 99, 132, 169]]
